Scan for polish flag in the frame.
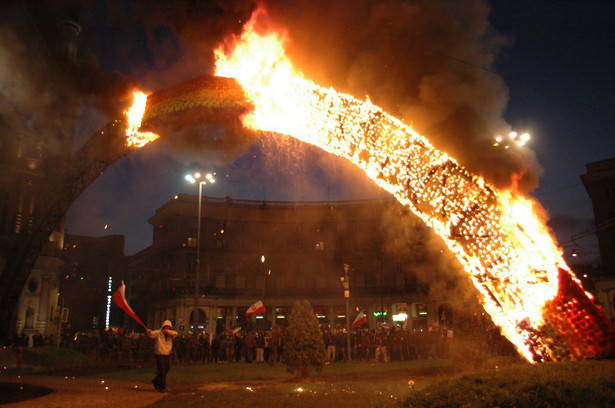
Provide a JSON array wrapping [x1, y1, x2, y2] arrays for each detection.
[[351, 311, 367, 329], [246, 300, 266, 315], [112, 281, 147, 328]]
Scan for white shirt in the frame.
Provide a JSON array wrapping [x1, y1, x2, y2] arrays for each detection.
[[148, 329, 177, 355]]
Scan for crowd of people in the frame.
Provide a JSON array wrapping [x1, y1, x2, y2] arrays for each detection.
[[9, 320, 515, 366]]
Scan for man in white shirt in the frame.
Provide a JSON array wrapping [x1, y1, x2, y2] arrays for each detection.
[[146, 320, 178, 393]]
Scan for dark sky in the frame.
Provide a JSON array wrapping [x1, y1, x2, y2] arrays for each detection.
[[3, 0, 612, 261]]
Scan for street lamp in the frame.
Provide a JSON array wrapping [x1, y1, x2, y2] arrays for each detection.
[[341, 263, 352, 361], [185, 172, 215, 333]]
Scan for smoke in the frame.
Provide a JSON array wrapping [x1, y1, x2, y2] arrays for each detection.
[[0, 1, 137, 159], [379, 202, 481, 312], [262, 0, 542, 193], [115, 0, 542, 192]]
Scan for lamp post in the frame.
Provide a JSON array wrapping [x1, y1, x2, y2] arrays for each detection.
[[185, 172, 215, 333], [342, 263, 352, 361]]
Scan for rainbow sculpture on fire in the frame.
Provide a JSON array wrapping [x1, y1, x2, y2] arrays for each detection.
[[139, 75, 253, 132]]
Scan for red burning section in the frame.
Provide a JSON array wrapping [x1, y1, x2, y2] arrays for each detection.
[[541, 269, 615, 361]]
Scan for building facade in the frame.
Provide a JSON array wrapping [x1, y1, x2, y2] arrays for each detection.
[[581, 157, 615, 320], [0, 128, 67, 345], [0, 15, 82, 345], [130, 194, 455, 335]]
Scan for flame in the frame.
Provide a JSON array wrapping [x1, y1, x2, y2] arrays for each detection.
[[124, 91, 160, 148], [214, 9, 609, 362]]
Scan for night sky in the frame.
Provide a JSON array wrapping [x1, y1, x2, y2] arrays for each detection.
[[3, 1, 612, 261]]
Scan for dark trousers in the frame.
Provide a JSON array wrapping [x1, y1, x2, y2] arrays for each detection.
[[153, 354, 171, 391]]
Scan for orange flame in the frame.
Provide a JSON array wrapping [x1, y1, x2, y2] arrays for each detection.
[[124, 91, 159, 148], [214, 9, 603, 362]]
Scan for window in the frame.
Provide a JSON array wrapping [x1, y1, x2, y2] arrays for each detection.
[[27, 278, 38, 293], [314, 306, 329, 323], [415, 303, 428, 316], [275, 307, 288, 326], [392, 303, 408, 322], [236, 307, 247, 322], [334, 306, 346, 326], [315, 241, 325, 251]]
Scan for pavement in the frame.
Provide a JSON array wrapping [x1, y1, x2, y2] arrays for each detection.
[[0, 375, 166, 407]]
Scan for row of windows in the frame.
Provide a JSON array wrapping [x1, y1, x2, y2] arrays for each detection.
[[166, 272, 414, 290]]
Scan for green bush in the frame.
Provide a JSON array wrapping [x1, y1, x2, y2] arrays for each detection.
[[392, 360, 615, 408], [283, 299, 326, 377]]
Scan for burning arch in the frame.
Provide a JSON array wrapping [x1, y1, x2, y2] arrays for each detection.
[[210, 19, 614, 362]]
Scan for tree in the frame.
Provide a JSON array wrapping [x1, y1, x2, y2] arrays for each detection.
[[283, 299, 326, 377]]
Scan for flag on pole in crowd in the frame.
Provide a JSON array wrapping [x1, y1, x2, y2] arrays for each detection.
[[403, 315, 409, 330], [232, 327, 242, 334], [112, 281, 147, 328], [246, 300, 266, 315], [351, 311, 367, 328]]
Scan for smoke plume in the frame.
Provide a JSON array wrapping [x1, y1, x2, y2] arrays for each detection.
[[262, 0, 542, 193]]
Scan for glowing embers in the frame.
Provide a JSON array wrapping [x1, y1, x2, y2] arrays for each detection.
[[124, 91, 160, 148], [542, 269, 615, 361]]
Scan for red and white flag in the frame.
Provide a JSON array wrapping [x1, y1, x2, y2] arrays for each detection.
[[112, 281, 147, 328], [351, 311, 367, 329], [246, 300, 266, 315]]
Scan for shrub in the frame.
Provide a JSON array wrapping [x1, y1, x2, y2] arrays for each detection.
[[283, 299, 326, 377]]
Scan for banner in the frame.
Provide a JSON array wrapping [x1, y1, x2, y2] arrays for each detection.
[[246, 300, 266, 315], [351, 311, 367, 328], [112, 281, 147, 328]]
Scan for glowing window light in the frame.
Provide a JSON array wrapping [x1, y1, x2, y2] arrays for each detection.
[[393, 313, 407, 322], [105, 277, 112, 328]]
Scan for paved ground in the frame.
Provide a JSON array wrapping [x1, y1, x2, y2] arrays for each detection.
[[1, 375, 166, 407]]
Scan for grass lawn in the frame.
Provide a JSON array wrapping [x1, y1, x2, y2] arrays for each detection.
[[96, 358, 615, 408], [4, 347, 614, 407], [91, 359, 468, 408]]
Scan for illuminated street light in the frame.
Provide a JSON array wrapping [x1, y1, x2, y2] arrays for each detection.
[[186, 171, 215, 333]]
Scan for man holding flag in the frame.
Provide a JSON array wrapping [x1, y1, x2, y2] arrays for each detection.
[[112, 281, 178, 393], [146, 320, 177, 393]]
